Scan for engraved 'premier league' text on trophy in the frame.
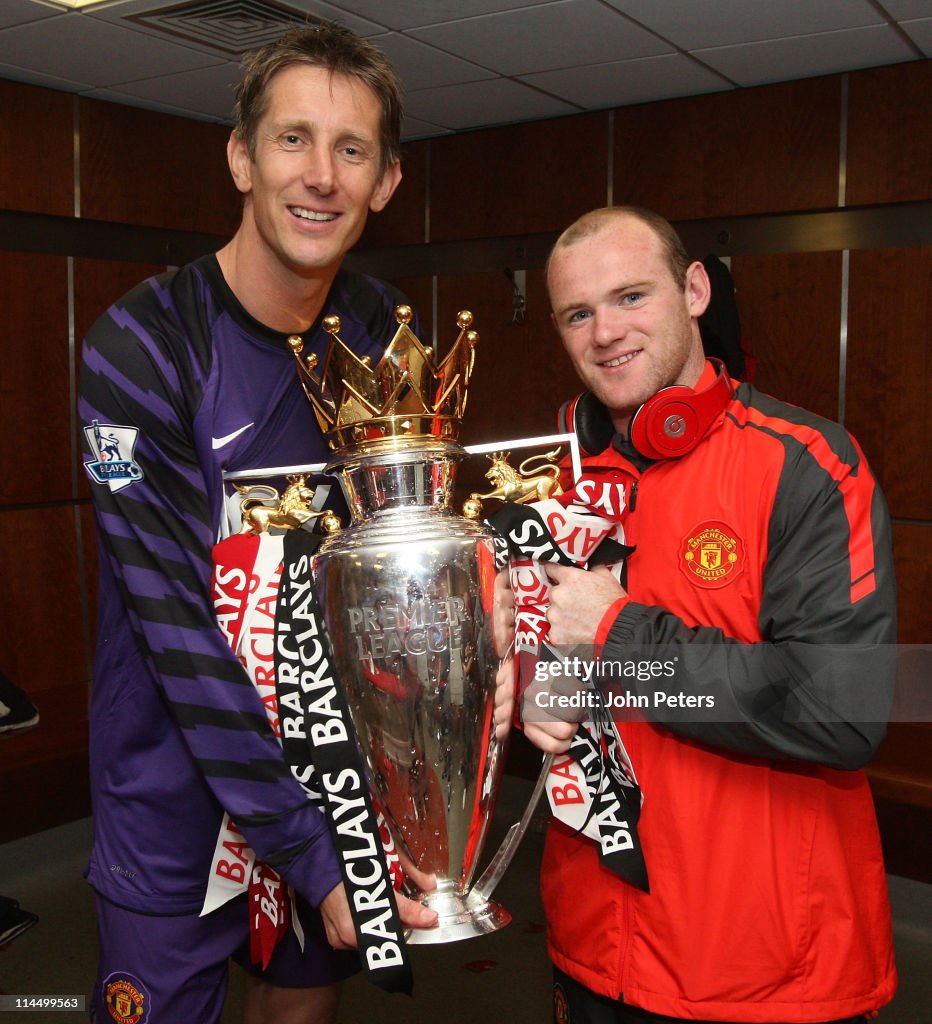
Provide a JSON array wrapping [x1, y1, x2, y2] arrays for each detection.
[[289, 307, 511, 943]]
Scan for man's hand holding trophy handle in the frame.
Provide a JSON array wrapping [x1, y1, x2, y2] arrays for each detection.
[[321, 877, 440, 950], [492, 568, 517, 743]]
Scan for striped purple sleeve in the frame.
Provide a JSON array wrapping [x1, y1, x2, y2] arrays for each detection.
[[79, 284, 342, 907]]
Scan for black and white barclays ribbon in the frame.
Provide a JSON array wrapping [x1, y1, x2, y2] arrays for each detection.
[[275, 529, 413, 994]]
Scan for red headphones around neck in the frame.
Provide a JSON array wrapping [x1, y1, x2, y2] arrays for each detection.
[[559, 359, 734, 460]]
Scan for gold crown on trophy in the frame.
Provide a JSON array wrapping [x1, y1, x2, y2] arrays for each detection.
[[289, 305, 478, 453]]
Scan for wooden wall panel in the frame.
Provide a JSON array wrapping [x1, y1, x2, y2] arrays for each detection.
[[872, 518, 931, 881], [0, 507, 87, 695], [0, 251, 71, 505], [893, 523, 931, 645], [79, 98, 240, 235], [386, 275, 435, 331], [614, 78, 840, 220], [847, 61, 932, 206], [0, 677, 90, 842], [358, 139, 428, 249], [73, 259, 167, 502], [437, 270, 574, 498], [0, 753, 90, 843], [74, 258, 166, 344], [0, 80, 73, 216], [730, 251, 841, 419], [845, 247, 931, 521], [430, 113, 608, 241]]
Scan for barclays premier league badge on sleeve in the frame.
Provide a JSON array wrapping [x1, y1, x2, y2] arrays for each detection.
[[83, 420, 144, 493]]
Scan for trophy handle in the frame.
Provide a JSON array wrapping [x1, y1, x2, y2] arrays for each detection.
[[472, 752, 555, 902]]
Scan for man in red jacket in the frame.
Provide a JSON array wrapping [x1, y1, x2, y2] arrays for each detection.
[[502, 206, 897, 1024]]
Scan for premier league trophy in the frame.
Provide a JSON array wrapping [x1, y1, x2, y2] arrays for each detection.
[[289, 306, 512, 943]]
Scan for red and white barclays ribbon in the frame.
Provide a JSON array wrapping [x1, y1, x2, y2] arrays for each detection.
[[205, 531, 406, 966], [490, 475, 649, 891]]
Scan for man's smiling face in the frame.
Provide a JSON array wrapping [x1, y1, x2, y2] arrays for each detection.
[[229, 63, 400, 282], [548, 215, 710, 430]]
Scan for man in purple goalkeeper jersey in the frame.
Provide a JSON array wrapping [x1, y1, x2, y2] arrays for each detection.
[[79, 23, 437, 1024]]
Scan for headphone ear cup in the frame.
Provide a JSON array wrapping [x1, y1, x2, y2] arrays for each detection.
[[629, 390, 700, 460], [629, 361, 733, 460], [562, 363, 733, 462], [562, 391, 614, 456]]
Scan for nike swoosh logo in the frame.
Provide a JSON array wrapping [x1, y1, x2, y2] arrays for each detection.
[[212, 423, 254, 450]]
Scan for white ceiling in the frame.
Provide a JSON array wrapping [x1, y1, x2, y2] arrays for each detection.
[[1, 0, 928, 141]]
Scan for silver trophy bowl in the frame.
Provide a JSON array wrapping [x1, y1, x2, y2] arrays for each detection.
[[313, 444, 511, 943]]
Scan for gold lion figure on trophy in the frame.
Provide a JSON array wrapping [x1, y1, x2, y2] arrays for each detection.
[[236, 474, 340, 534], [463, 448, 564, 518]]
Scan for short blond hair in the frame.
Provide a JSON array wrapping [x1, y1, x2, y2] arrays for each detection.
[[547, 206, 691, 288]]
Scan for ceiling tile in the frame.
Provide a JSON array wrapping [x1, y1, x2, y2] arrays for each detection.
[[0, 0, 61, 30], [401, 114, 454, 140], [81, 88, 220, 123], [899, 19, 932, 56], [603, 0, 883, 50], [407, 0, 672, 77], [520, 53, 731, 110], [694, 25, 916, 86], [275, 0, 389, 36], [323, 0, 548, 32], [373, 32, 497, 91], [875, 1, 932, 17], [404, 77, 579, 134], [88, 63, 244, 121], [0, 13, 224, 89], [0, 58, 84, 93]]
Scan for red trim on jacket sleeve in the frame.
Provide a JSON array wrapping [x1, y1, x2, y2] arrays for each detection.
[[595, 597, 630, 647], [746, 407, 877, 604]]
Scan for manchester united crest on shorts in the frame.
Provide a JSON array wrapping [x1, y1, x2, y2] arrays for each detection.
[[553, 981, 570, 1024], [103, 973, 150, 1024], [680, 521, 744, 588]]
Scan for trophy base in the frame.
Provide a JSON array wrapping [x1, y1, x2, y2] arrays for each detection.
[[406, 888, 512, 945]]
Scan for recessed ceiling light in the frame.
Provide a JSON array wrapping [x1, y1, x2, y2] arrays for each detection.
[[38, 1, 116, 10]]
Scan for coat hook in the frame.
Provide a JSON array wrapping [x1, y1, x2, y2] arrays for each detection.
[[504, 268, 527, 326]]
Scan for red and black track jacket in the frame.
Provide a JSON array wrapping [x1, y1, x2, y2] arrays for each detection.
[[544, 364, 897, 1021]]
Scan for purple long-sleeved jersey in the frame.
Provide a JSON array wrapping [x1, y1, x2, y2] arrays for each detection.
[[79, 253, 407, 914]]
